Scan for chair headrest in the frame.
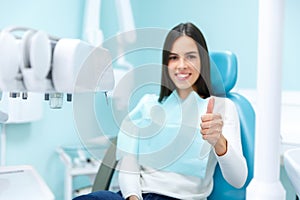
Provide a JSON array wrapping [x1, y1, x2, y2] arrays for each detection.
[[210, 51, 238, 96]]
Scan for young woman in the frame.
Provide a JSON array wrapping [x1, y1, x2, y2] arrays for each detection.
[[74, 22, 247, 200]]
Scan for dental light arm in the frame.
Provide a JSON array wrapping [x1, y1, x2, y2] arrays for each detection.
[[115, 0, 136, 44], [82, 0, 136, 46], [0, 26, 115, 108], [82, 0, 104, 47]]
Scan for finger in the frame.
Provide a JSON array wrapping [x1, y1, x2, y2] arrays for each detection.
[[201, 129, 216, 140], [201, 113, 222, 122], [200, 125, 215, 135], [200, 128, 209, 136], [206, 97, 215, 114], [200, 121, 212, 129], [201, 120, 223, 130]]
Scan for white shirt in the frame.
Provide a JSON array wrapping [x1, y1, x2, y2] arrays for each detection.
[[117, 95, 248, 200]]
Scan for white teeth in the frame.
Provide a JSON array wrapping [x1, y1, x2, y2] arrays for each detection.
[[177, 74, 189, 78]]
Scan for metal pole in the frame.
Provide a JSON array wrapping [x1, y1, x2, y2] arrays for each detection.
[[246, 0, 286, 199]]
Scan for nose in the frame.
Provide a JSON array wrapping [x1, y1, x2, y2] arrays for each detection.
[[177, 57, 187, 70]]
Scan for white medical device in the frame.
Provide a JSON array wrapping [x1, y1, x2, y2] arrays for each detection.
[[0, 26, 115, 108], [0, 26, 116, 199], [0, 165, 55, 200]]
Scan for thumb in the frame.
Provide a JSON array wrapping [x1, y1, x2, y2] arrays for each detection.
[[206, 97, 215, 114]]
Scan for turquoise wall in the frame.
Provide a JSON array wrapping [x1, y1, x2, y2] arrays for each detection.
[[0, 0, 299, 199]]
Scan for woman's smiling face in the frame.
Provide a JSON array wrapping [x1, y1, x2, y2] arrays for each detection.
[[167, 35, 201, 98]]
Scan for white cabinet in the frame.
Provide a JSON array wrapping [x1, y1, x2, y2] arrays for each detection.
[[57, 145, 106, 200]]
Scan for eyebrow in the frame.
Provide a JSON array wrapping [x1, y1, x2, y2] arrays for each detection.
[[185, 51, 198, 55], [169, 51, 198, 56], [169, 52, 178, 56]]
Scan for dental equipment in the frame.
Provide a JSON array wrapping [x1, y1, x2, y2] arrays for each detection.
[[115, 0, 136, 44], [82, 0, 136, 111], [284, 148, 300, 198], [0, 165, 55, 200], [82, 0, 136, 46], [114, 0, 136, 110], [0, 110, 8, 123], [82, 0, 104, 47], [0, 98, 54, 200], [0, 26, 115, 109]]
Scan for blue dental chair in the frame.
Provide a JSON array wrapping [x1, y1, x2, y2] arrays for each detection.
[[91, 51, 255, 200], [207, 51, 255, 199]]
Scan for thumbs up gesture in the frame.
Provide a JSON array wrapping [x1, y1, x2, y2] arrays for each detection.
[[200, 97, 225, 149]]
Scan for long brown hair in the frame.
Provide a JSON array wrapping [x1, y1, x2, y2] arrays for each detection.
[[158, 22, 212, 102]]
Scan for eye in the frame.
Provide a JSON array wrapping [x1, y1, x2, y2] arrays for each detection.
[[169, 55, 178, 61], [186, 54, 197, 60]]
